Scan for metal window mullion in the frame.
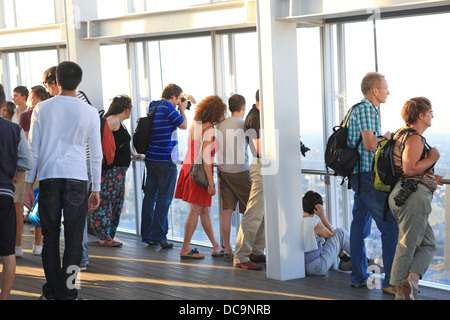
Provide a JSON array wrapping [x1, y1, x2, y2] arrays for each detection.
[[14, 51, 22, 86], [336, 23, 352, 231], [228, 33, 237, 95], [127, 41, 143, 236], [320, 24, 340, 228], [0, 0, 5, 28], [1, 53, 11, 97]]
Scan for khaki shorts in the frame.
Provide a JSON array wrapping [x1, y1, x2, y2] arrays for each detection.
[[13, 170, 27, 203], [218, 170, 251, 213], [13, 170, 39, 203]]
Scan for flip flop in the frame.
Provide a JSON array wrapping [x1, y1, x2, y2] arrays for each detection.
[[180, 248, 204, 259], [99, 239, 123, 247], [223, 253, 234, 261], [212, 247, 225, 257]]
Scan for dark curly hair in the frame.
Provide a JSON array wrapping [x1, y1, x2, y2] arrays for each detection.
[[194, 95, 227, 124], [302, 190, 323, 215]]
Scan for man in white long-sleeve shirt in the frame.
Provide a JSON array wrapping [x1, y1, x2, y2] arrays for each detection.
[[22, 61, 102, 300]]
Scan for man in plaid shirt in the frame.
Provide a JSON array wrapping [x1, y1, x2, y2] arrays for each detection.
[[346, 72, 399, 295]]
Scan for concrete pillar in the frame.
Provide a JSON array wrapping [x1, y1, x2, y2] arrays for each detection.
[[64, 0, 104, 110], [256, 0, 304, 281]]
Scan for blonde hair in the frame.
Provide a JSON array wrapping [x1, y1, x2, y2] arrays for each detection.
[[361, 72, 385, 96]]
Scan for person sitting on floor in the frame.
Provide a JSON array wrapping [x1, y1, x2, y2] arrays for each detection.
[[302, 190, 352, 276]]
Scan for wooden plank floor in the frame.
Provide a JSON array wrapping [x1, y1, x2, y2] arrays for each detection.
[[10, 225, 450, 301]]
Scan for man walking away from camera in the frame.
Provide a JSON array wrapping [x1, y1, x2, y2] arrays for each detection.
[[22, 61, 102, 300]]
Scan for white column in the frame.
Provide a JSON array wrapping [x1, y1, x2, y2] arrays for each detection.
[[64, 0, 104, 110], [256, 0, 304, 281]]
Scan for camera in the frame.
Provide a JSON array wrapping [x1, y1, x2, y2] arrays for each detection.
[[393, 179, 418, 207], [300, 141, 310, 157], [179, 97, 191, 111]]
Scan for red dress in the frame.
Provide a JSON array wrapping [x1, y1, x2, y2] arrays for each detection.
[[175, 135, 216, 207]]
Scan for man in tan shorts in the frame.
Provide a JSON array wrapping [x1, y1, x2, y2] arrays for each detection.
[[217, 94, 251, 261]]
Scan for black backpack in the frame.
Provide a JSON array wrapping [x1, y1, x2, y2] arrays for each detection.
[[325, 103, 362, 187], [372, 128, 415, 193], [133, 101, 162, 154]]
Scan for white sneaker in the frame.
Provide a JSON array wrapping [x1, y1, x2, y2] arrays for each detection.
[[15, 246, 23, 257], [32, 244, 43, 255]]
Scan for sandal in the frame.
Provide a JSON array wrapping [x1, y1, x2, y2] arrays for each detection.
[[180, 248, 204, 259], [99, 239, 123, 247], [212, 247, 225, 257], [223, 253, 234, 261]]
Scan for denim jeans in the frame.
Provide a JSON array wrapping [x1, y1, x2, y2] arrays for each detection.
[[350, 172, 399, 288], [305, 228, 350, 276], [141, 162, 177, 243], [39, 179, 88, 300], [81, 161, 91, 266]]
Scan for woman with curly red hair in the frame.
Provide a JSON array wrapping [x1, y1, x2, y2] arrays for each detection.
[[175, 95, 227, 259]]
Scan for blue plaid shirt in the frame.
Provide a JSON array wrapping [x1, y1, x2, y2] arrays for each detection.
[[346, 98, 382, 173]]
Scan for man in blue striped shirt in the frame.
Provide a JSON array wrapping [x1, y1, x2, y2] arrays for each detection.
[[141, 84, 188, 248], [346, 72, 399, 295]]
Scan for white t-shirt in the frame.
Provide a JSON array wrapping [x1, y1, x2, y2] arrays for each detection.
[[302, 215, 321, 252], [217, 116, 250, 173], [26, 95, 102, 191]]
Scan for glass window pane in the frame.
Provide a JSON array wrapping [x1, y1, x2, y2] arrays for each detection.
[[377, 13, 450, 286], [343, 20, 382, 266], [18, 50, 58, 89], [15, 0, 55, 27], [7, 53, 18, 93], [157, 36, 214, 162], [97, 0, 127, 19], [143, 0, 210, 13], [142, 36, 215, 245], [297, 26, 327, 226], [99, 43, 134, 233], [297, 27, 327, 226], [344, 21, 376, 112], [234, 32, 259, 118], [3, 0, 16, 28], [100, 44, 130, 110], [297, 27, 324, 170]]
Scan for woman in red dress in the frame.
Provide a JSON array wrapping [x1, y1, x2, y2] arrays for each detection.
[[175, 95, 227, 259]]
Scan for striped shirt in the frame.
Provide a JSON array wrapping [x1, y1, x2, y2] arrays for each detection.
[[76, 91, 91, 161], [144, 100, 184, 163], [346, 98, 382, 173]]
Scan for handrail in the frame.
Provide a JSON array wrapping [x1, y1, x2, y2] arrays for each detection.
[[131, 159, 450, 184], [300, 168, 450, 185]]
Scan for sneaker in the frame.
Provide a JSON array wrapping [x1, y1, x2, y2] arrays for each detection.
[[80, 261, 89, 271], [402, 278, 419, 300], [15, 246, 23, 257], [338, 257, 352, 271], [32, 244, 43, 255], [148, 241, 173, 249]]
